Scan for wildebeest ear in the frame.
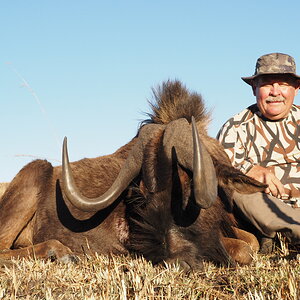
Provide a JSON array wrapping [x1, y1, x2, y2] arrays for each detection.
[[216, 163, 267, 194]]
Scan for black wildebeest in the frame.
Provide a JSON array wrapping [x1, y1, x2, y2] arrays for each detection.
[[0, 80, 265, 268]]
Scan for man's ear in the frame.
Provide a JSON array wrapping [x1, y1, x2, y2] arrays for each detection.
[[296, 80, 300, 95], [294, 80, 300, 96]]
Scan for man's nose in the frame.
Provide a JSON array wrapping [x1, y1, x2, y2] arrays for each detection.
[[270, 83, 281, 96]]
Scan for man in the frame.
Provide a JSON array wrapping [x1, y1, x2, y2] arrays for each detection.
[[217, 53, 300, 252]]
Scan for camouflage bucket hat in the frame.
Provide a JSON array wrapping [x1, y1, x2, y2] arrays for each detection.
[[242, 53, 300, 85]]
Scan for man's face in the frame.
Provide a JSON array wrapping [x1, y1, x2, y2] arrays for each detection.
[[253, 75, 300, 120]]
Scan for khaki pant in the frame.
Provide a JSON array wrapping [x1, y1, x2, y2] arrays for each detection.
[[233, 192, 300, 240]]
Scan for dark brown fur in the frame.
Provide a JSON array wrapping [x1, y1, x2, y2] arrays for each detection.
[[0, 80, 265, 267]]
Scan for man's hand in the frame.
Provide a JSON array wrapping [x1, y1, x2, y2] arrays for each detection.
[[246, 165, 285, 198]]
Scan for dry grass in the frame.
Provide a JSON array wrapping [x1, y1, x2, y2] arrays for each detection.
[[0, 245, 299, 300]]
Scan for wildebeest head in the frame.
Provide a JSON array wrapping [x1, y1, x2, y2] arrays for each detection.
[[61, 80, 265, 268]]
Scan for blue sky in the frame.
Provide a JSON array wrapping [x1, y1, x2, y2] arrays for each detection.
[[1, 1, 300, 182]]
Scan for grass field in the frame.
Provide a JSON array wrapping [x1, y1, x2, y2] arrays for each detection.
[[0, 240, 299, 300]]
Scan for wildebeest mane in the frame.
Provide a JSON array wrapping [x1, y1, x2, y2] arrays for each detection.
[[142, 80, 210, 129]]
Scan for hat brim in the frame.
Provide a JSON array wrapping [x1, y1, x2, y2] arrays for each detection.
[[241, 73, 300, 86]]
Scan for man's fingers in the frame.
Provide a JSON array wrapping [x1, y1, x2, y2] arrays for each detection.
[[272, 177, 285, 197], [269, 183, 279, 197], [265, 174, 285, 198]]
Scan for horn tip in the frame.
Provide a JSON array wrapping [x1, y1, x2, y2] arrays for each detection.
[[63, 137, 68, 149], [62, 137, 68, 161]]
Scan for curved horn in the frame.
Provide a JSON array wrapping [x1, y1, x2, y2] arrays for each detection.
[[62, 137, 143, 212], [192, 116, 217, 208]]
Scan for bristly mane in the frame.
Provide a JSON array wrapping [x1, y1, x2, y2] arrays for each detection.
[[142, 80, 211, 130]]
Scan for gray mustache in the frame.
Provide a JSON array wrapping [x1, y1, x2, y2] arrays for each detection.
[[266, 96, 285, 102]]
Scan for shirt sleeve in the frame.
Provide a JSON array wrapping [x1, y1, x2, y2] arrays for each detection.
[[217, 119, 254, 174]]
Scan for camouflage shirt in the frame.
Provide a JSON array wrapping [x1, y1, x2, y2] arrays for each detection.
[[217, 104, 300, 200]]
